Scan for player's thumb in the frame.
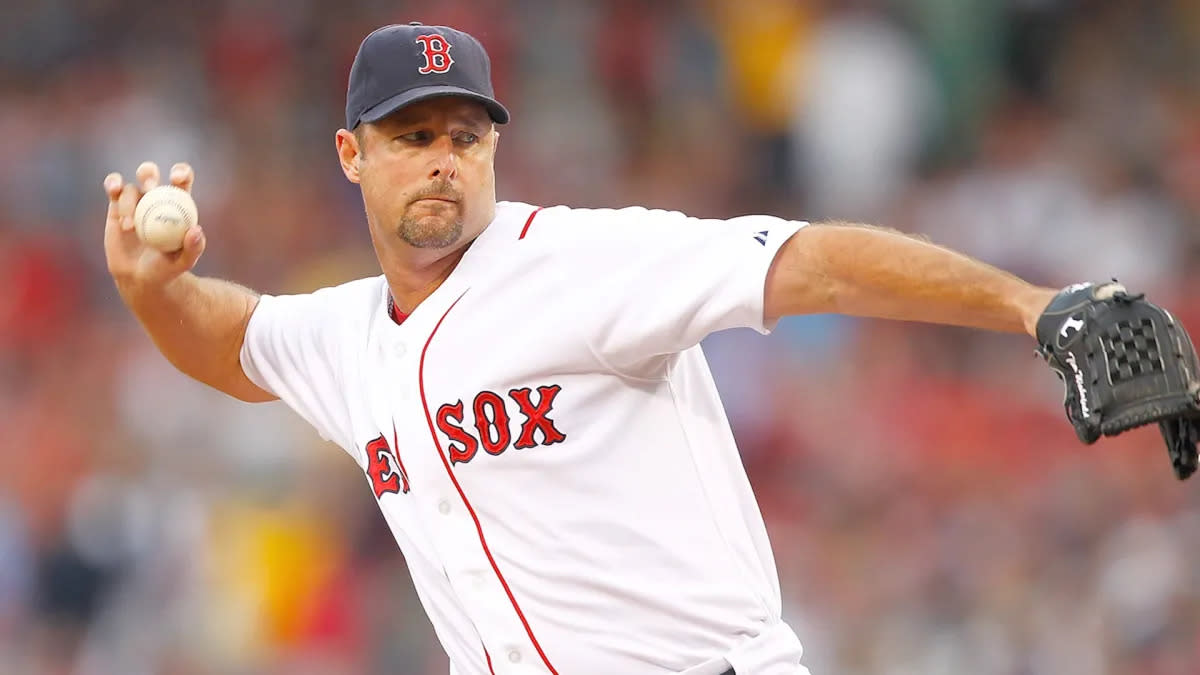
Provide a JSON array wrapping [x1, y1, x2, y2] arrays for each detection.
[[174, 225, 206, 270]]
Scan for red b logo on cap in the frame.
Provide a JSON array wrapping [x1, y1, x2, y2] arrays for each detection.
[[415, 34, 454, 74]]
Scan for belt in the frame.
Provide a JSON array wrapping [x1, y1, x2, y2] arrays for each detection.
[[720, 670, 735, 675]]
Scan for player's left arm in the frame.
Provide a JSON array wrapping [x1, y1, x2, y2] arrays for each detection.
[[764, 221, 1058, 337]]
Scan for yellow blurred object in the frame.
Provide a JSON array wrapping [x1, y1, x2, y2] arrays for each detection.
[[710, 0, 813, 131], [205, 498, 341, 658]]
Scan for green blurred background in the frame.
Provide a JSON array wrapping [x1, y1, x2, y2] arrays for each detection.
[[3, 1, 1200, 673]]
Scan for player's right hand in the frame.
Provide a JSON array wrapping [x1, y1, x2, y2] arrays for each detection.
[[103, 161, 206, 293]]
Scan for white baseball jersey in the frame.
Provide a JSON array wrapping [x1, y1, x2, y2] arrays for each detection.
[[240, 201, 812, 675]]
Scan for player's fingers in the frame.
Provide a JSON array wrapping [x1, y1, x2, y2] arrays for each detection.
[[104, 172, 123, 200], [103, 173, 126, 255], [169, 162, 194, 192], [136, 161, 160, 192], [104, 172, 123, 222], [117, 182, 140, 232]]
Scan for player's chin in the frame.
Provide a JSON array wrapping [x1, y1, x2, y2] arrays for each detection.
[[398, 215, 464, 249]]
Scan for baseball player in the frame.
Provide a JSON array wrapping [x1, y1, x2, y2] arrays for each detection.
[[102, 23, 1200, 675]]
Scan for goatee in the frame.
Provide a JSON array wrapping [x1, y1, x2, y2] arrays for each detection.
[[398, 213, 464, 249]]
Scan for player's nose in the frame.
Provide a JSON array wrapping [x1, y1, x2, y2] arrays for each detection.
[[428, 136, 458, 181]]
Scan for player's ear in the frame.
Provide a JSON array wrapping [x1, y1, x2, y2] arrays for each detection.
[[335, 128, 363, 184]]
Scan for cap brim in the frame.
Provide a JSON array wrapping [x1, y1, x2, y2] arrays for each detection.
[[357, 85, 510, 126]]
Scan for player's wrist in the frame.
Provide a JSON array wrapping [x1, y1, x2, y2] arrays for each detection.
[[114, 270, 193, 309], [1020, 286, 1060, 338]]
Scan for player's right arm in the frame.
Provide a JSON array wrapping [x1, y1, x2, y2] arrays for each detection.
[[104, 161, 275, 403]]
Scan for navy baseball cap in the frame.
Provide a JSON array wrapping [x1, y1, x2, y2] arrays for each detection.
[[345, 22, 510, 130]]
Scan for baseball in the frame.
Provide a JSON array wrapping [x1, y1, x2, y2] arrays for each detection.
[[133, 185, 197, 252]]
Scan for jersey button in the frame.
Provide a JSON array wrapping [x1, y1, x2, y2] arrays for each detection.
[[392, 342, 407, 358], [507, 649, 521, 663], [437, 499, 452, 515]]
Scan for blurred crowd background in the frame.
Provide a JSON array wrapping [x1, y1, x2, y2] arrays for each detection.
[[3, 0, 1200, 673]]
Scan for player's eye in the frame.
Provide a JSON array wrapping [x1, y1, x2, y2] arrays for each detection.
[[454, 131, 479, 145], [397, 130, 431, 143]]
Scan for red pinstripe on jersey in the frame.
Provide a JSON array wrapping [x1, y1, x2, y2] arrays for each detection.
[[419, 291, 560, 675]]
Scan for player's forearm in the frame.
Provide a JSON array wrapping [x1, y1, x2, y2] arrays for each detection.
[[764, 223, 1058, 336], [117, 273, 274, 402]]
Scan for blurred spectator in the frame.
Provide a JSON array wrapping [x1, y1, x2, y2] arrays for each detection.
[[785, 3, 936, 222], [3, 1, 1200, 673]]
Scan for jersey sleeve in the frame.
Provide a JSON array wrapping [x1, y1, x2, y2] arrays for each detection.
[[239, 286, 357, 452], [531, 206, 807, 372]]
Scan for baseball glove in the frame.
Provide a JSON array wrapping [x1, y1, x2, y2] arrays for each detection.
[[1035, 281, 1200, 480]]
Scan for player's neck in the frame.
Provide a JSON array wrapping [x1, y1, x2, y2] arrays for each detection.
[[383, 246, 468, 315]]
